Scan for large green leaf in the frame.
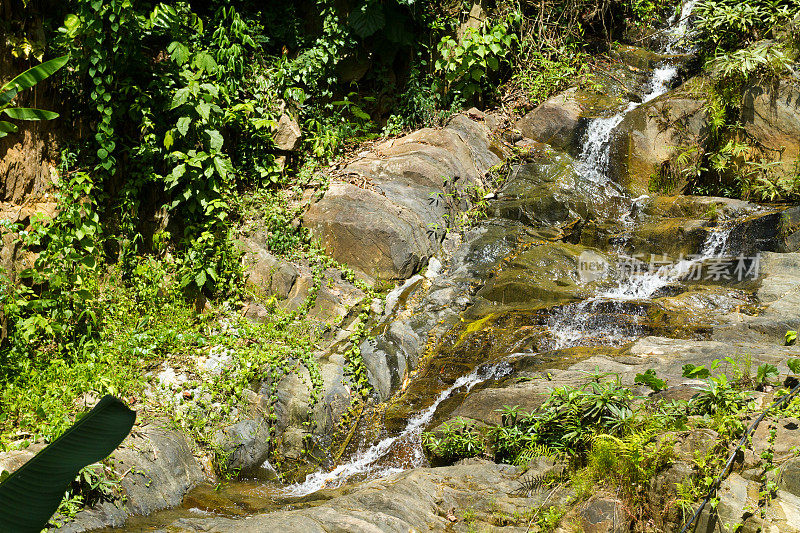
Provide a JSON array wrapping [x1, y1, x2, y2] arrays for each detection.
[[0, 121, 19, 137], [0, 55, 69, 94], [0, 88, 18, 107], [3, 107, 59, 121], [0, 395, 135, 531], [349, 2, 385, 37]]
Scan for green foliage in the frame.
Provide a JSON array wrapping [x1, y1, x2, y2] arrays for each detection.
[[635, 368, 667, 392], [691, 373, 750, 415], [422, 417, 485, 463], [682, 363, 713, 379], [756, 363, 779, 386], [492, 380, 635, 460], [0, 55, 68, 137], [435, 13, 519, 102], [786, 330, 798, 346], [1, 173, 103, 369], [694, 0, 800, 55]]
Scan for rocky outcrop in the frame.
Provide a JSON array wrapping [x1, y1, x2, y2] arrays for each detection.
[[22, 426, 205, 532], [155, 459, 573, 532], [303, 114, 506, 281], [610, 76, 710, 196], [0, 121, 60, 204], [514, 87, 585, 153], [741, 78, 800, 178]]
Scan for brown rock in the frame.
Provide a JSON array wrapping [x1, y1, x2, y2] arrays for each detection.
[[274, 114, 302, 151], [515, 87, 584, 153]]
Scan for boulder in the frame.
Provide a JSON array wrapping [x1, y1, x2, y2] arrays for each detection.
[[610, 76, 710, 196], [515, 87, 584, 153], [576, 495, 628, 533], [741, 78, 800, 177], [212, 419, 271, 476], [273, 114, 302, 151], [58, 426, 205, 532], [304, 114, 505, 281], [303, 182, 435, 281], [239, 238, 299, 299], [158, 460, 574, 532]]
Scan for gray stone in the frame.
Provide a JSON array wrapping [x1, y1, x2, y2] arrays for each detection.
[[303, 115, 505, 281], [577, 495, 627, 533], [161, 460, 571, 532], [212, 419, 271, 475], [58, 427, 205, 531]]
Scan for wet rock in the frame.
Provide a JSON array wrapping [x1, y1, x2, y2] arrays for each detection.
[[212, 419, 271, 476], [382, 274, 423, 321], [610, 76, 709, 196], [162, 460, 571, 532], [474, 241, 604, 310], [273, 114, 302, 151], [360, 319, 422, 401], [726, 211, 781, 256], [515, 87, 584, 153]]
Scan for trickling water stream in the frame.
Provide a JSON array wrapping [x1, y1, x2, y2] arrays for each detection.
[[285, 361, 512, 496]]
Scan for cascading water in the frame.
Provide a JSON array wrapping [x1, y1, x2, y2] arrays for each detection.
[[545, 0, 708, 349], [546, 226, 732, 349], [284, 361, 511, 497], [665, 0, 701, 54]]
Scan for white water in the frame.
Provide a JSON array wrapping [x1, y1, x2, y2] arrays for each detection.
[[284, 361, 511, 496], [666, 0, 701, 54], [287, 0, 704, 497], [546, 226, 731, 349], [600, 226, 731, 300]]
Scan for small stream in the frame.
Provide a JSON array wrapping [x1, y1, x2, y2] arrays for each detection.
[[105, 2, 753, 530]]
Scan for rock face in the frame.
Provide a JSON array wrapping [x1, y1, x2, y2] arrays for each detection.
[[212, 419, 271, 476], [0, 127, 57, 202], [38, 426, 204, 532], [610, 76, 709, 196], [239, 237, 299, 299], [742, 79, 800, 178], [158, 460, 573, 532], [273, 114, 302, 152], [515, 87, 585, 153], [303, 114, 506, 281]]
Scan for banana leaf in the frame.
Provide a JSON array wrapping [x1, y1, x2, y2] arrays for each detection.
[[0, 395, 136, 531], [3, 108, 60, 121], [0, 89, 17, 107], [0, 121, 19, 138], [0, 55, 69, 95]]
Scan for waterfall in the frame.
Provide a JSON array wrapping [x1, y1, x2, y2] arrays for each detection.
[[284, 361, 511, 497], [547, 226, 731, 349], [666, 0, 701, 54]]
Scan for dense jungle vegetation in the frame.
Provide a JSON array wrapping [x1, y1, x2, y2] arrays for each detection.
[[0, 0, 799, 520]]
